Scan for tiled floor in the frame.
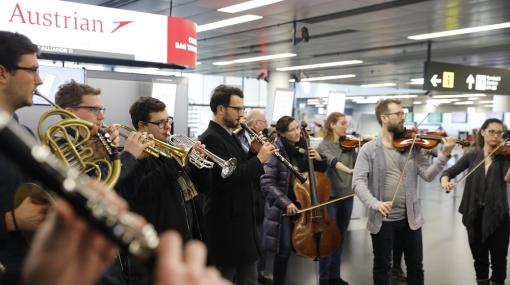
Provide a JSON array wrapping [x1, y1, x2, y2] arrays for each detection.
[[262, 177, 509, 285]]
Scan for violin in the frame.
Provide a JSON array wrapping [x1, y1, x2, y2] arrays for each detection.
[[393, 129, 470, 151], [292, 122, 340, 259], [494, 140, 510, 156], [339, 134, 373, 150]]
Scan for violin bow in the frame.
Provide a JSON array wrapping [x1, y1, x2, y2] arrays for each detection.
[[284, 194, 355, 216], [389, 113, 430, 206], [446, 138, 509, 192]]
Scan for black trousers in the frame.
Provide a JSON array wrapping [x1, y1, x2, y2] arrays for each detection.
[[371, 219, 424, 285], [468, 209, 509, 283]]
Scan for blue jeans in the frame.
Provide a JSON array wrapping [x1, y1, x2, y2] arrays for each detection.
[[319, 196, 354, 280], [273, 216, 292, 285], [371, 219, 423, 285]]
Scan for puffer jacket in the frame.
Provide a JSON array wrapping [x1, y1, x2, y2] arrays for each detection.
[[260, 139, 327, 253]]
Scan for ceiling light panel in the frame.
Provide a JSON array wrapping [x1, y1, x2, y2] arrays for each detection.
[[360, 83, 397, 88], [197, 15, 263, 32], [408, 22, 510, 40], [213, 53, 296, 65], [276, 60, 363, 71], [301, 74, 356, 82], [218, 0, 285, 13]]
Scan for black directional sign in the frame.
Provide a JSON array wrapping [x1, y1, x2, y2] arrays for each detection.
[[423, 61, 510, 95]]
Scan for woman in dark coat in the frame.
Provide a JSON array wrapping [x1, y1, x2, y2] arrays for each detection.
[[260, 116, 327, 285], [440, 118, 510, 285]]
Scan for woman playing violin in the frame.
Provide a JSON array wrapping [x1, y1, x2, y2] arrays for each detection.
[[440, 118, 510, 285], [260, 116, 327, 285], [317, 112, 356, 285]]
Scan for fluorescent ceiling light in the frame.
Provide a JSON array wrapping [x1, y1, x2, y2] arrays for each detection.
[[453, 101, 475, 105], [218, 0, 284, 13], [301, 74, 356, 82], [408, 22, 510, 40], [467, 97, 479, 100], [289, 78, 296, 82], [432, 93, 485, 98], [213, 53, 296, 65], [478, 100, 493, 103], [360, 83, 397, 88], [427, 99, 460, 104], [276, 60, 363, 71], [413, 101, 423, 104], [113, 67, 182, 76], [196, 61, 202, 65], [197, 15, 262, 32], [347, 95, 418, 100], [408, 78, 424, 85], [484, 104, 493, 108]]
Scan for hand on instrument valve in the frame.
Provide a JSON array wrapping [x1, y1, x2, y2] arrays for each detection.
[[125, 131, 154, 160], [104, 125, 120, 148], [192, 141, 207, 158], [441, 137, 458, 157], [286, 203, 299, 216], [378, 201, 393, 217], [256, 142, 276, 163], [308, 147, 322, 161], [9, 196, 49, 232], [440, 176, 456, 193]]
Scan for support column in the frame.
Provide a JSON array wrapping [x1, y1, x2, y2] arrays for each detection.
[[493, 95, 510, 112], [266, 71, 290, 123]]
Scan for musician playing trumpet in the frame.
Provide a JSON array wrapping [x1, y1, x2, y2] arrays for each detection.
[[118, 96, 206, 283]]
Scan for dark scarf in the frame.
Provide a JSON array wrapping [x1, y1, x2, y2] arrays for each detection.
[[460, 149, 509, 242]]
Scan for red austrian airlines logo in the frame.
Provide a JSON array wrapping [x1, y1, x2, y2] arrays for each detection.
[[111, 21, 133, 33], [9, 3, 134, 33]]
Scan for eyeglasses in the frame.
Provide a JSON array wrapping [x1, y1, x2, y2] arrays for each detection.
[[486, 129, 504, 137], [147, 117, 173, 129], [226, 105, 245, 113], [384, 111, 405, 117], [13, 66, 39, 77], [72, 105, 106, 115]]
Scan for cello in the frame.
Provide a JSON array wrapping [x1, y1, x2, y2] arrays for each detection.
[[292, 122, 340, 259]]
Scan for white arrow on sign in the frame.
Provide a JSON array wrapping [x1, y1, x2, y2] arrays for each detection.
[[466, 74, 475, 90], [430, 74, 442, 87]]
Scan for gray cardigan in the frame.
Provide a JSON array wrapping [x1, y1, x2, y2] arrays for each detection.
[[318, 138, 356, 197], [352, 138, 450, 234]]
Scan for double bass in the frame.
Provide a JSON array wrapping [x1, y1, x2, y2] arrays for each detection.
[[292, 122, 340, 259]]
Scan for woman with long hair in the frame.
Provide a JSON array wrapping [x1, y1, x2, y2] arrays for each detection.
[[317, 112, 357, 285], [440, 118, 510, 285], [260, 116, 327, 285]]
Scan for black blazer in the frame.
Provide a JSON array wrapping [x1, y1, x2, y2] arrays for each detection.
[[196, 120, 265, 266]]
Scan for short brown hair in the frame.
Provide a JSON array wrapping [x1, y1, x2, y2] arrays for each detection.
[[375, 99, 401, 125], [209, 84, 243, 114], [324, 112, 346, 141], [55, 80, 101, 108]]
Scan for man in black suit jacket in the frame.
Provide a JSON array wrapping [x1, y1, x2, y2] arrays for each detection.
[[197, 84, 274, 284]]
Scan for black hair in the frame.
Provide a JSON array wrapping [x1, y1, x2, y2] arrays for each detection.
[[209, 84, 243, 114]]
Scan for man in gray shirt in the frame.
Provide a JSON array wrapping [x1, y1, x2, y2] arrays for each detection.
[[352, 99, 457, 285]]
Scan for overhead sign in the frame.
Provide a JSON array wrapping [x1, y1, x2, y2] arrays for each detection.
[[423, 61, 510, 95], [1, 0, 197, 68]]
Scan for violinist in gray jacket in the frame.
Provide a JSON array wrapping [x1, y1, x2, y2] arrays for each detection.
[[352, 99, 457, 285]]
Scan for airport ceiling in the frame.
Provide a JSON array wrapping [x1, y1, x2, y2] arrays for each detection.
[[65, 0, 510, 93]]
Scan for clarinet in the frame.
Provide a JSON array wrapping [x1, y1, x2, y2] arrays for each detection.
[[0, 110, 159, 264], [240, 123, 307, 183]]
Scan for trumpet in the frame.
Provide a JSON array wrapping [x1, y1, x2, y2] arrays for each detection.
[[110, 124, 189, 167], [170, 134, 237, 179]]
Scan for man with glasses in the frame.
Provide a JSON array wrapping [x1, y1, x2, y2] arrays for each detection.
[[194, 84, 274, 284], [119, 96, 206, 283], [353, 99, 457, 285], [55, 80, 150, 285], [0, 31, 48, 274]]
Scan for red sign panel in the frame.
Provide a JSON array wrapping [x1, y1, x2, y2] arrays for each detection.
[[167, 17, 197, 68]]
